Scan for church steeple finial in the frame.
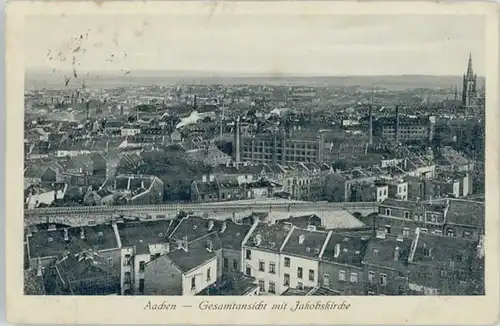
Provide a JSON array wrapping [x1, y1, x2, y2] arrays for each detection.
[[466, 53, 474, 77]]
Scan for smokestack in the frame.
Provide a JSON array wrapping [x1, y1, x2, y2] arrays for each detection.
[[120, 105, 124, 115], [86, 101, 90, 120], [194, 95, 197, 110], [368, 105, 373, 145], [395, 105, 400, 144], [64, 228, 69, 241], [233, 116, 241, 164]]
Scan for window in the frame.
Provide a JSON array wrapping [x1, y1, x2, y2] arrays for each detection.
[[323, 274, 330, 287], [380, 273, 387, 286], [207, 268, 211, 281], [232, 260, 238, 271], [124, 254, 131, 266], [223, 258, 229, 269], [297, 282, 304, 290], [191, 276, 196, 290], [259, 280, 265, 292], [373, 249, 379, 256], [403, 228, 410, 237], [297, 267, 303, 279], [269, 281, 276, 293], [139, 279, 145, 294], [421, 228, 428, 233], [368, 271, 375, 283], [339, 270, 346, 281], [124, 272, 131, 283], [284, 273, 290, 286], [385, 208, 391, 216], [284, 257, 290, 267], [464, 231, 472, 238], [246, 249, 251, 259], [269, 262, 276, 274], [368, 291, 376, 295], [423, 248, 432, 257], [309, 269, 315, 281], [245, 265, 251, 276], [404, 212, 410, 219], [350, 272, 358, 284], [139, 261, 145, 272], [259, 260, 265, 272]]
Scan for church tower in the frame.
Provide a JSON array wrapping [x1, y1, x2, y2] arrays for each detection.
[[462, 53, 478, 110]]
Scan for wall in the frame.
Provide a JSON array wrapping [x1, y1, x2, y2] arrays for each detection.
[[221, 249, 242, 277], [318, 261, 365, 295], [280, 254, 319, 291], [182, 257, 217, 295], [242, 247, 281, 295], [143, 256, 183, 295]]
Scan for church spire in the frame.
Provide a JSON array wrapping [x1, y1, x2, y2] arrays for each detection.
[[466, 52, 474, 77]]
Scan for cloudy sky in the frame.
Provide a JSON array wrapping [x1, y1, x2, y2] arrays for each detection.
[[25, 14, 485, 76]]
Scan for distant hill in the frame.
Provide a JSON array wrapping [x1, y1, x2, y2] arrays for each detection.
[[25, 69, 485, 90]]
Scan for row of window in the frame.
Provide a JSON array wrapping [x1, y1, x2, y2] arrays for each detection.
[[258, 280, 276, 293], [191, 268, 211, 290]]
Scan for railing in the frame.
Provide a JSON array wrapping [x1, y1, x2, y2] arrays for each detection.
[[24, 201, 379, 216]]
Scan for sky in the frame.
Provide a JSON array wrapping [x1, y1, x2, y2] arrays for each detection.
[[24, 14, 486, 76]]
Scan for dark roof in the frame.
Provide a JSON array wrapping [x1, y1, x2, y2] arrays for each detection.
[[217, 222, 252, 251], [281, 227, 329, 259], [446, 199, 484, 227], [363, 234, 413, 271], [169, 216, 223, 243], [55, 252, 120, 295], [165, 246, 217, 274], [197, 274, 258, 296], [245, 222, 291, 252], [118, 220, 173, 254], [321, 232, 370, 267], [281, 287, 314, 296], [27, 225, 118, 259]]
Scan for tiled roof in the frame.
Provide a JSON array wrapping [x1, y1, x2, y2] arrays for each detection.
[[118, 220, 173, 254], [169, 216, 223, 243], [217, 222, 252, 251], [164, 246, 217, 274], [28, 225, 118, 259], [363, 234, 413, 271], [281, 227, 329, 259], [321, 232, 370, 267], [55, 252, 120, 295], [245, 222, 291, 252], [197, 274, 258, 296], [446, 199, 484, 227], [24, 269, 46, 295]]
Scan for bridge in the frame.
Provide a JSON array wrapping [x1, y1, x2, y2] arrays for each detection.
[[24, 200, 379, 227]]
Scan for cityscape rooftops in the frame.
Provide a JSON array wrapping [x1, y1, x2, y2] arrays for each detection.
[[281, 226, 330, 259]]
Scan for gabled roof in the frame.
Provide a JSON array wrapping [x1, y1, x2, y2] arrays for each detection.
[[321, 232, 370, 267], [244, 222, 291, 253], [281, 226, 329, 259]]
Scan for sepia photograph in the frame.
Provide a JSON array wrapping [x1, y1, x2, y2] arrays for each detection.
[[5, 1, 499, 325]]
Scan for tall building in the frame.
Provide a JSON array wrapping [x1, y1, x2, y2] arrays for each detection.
[[462, 53, 479, 111]]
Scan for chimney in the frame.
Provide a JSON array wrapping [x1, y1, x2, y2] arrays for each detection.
[[334, 243, 341, 258], [298, 235, 306, 244], [395, 105, 400, 144], [208, 220, 214, 231], [233, 116, 241, 164], [221, 221, 227, 234], [86, 101, 90, 120], [120, 105, 124, 115], [209, 174, 215, 182], [394, 246, 400, 261], [202, 174, 207, 183], [80, 228, 85, 239], [254, 234, 262, 246], [63, 228, 69, 241], [193, 95, 197, 110], [368, 104, 373, 145]]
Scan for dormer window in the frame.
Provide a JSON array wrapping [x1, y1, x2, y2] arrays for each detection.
[[385, 209, 391, 216], [423, 248, 432, 257]]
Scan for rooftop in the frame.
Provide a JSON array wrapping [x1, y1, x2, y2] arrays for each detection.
[[281, 227, 329, 259], [321, 232, 370, 267], [446, 199, 484, 227], [28, 224, 118, 259], [245, 222, 291, 252], [197, 274, 258, 296], [118, 220, 173, 255], [164, 245, 217, 274]]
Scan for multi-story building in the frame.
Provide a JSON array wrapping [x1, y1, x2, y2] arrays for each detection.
[[318, 232, 370, 295], [279, 226, 330, 292], [407, 229, 483, 295], [362, 232, 413, 295], [242, 222, 292, 295]]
